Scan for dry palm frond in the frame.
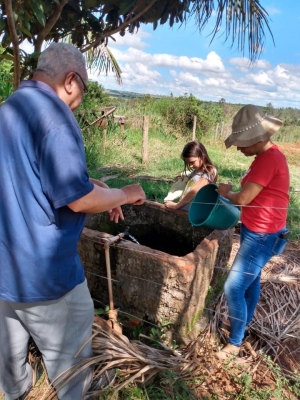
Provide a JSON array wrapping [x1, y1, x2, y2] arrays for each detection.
[[12, 312, 300, 400], [35, 318, 195, 399], [15, 243, 300, 399], [85, 43, 122, 85], [213, 252, 300, 377]]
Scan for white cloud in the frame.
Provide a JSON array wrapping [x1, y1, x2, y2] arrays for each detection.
[[109, 29, 151, 50], [19, 39, 48, 54], [122, 62, 162, 81], [109, 48, 227, 76], [94, 43, 300, 108], [229, 57, 272, 70], [176, 71, 203, 87], [247, 71, 275, 87], [273, 65, 290, 80]]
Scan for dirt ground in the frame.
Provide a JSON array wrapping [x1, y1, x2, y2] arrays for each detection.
[[277, 142, 300, 166], [0, 235, 299, 400], [228, 233, 300, 368], [228, 232, 300, 267], [188, 234, 300, 400]]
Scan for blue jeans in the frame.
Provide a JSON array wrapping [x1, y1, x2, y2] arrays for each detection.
[[224, 224, 287, 346]]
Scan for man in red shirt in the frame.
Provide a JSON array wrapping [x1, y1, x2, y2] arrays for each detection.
[[215, 104, 290, 360]]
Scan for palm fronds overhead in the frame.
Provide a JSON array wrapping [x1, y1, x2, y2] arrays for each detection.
[[85, 43, 122, 86], [190, 0, 274, 62]]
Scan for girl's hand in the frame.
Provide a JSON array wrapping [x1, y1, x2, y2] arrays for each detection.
[[174, 173, 187, 181], [164, 201, 178, 209]]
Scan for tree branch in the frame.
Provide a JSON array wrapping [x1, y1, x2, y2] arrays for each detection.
[[4, 0, 20, 90], [81, 0, 158, 53], [34, 0, 68, 52]]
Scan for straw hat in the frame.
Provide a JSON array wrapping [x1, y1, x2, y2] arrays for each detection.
[[225, 104, 283, 148]]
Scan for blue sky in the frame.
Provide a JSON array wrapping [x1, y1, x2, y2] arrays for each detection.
[[93, 1, 300, 108]]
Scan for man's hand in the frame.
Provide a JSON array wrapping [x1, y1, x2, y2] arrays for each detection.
[[108, 206, 124, 223], [121, 184, 146, 205], [68, 183, 145, 214]]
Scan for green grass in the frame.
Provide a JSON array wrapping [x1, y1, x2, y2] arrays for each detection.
[[55, 97, 300, 400], [94, 371, 202, 400], [85, 125, 300, 240], [94, 356, 300, 400]]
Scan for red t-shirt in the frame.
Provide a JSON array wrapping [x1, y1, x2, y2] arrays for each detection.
[[241, 145, 290, 233]]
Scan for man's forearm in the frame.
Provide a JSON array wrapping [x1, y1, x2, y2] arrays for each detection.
[[89, 178, 109, 189], [68, 186, 127, 213]]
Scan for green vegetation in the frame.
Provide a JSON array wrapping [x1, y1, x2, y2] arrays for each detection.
[[205, 272, 228, 309], [0, 46, 13, 104], [0, 71, 13, 104], [98, 370, 200, 400], [90, 354, 300, 400], [0, 74, 299, 398], [0, 0, 272, 89], [76, 90, 300, 240]]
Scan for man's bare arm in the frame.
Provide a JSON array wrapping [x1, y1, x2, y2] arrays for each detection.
[[68, 184, 145, 213]]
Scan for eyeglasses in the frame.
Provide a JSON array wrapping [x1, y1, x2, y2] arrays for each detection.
[[75, 72, 88, 93]]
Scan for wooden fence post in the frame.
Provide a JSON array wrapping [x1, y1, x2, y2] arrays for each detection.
[[120, 121, 125, 146], [220, 121, 224, 138], [113, 115, 127, 146], [142, 115, 149, 164], [214, 124, 219, 142], [102, 127, 107, 154], [192, 115, 197, 140]]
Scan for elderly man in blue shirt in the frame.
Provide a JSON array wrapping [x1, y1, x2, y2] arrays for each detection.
[[0, 43, 145, 400]]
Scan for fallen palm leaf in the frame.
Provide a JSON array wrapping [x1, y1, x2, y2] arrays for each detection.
[[213, 249, 300, 377]]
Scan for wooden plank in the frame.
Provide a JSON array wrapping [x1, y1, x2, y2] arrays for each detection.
[[142, 116, 149, 164], [82, 106, 116, 131]]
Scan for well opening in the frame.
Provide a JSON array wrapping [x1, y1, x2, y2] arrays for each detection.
[[79, 200, 233, 342], [85, 201, 213, 256], [91, 221, 198, 256]]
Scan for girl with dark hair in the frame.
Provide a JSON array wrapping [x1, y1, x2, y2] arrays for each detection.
[[164, 141, 217, 211]]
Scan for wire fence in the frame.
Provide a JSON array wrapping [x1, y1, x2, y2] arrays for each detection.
[[82, 228, 299, 344], [86, 236, 300, 280], [154, 200, 299, 210]]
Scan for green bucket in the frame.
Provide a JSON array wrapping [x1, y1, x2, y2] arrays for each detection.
[[188, 183, 240, 230]]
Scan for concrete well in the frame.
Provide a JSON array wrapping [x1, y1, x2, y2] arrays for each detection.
[[78, 200, 233, 343]]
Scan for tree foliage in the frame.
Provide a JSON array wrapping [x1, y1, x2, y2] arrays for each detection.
[[157, 94, 223, 137], [0, 0, 273, 88], [77, 80, 109, 110], [0, 45, 13, 102]]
